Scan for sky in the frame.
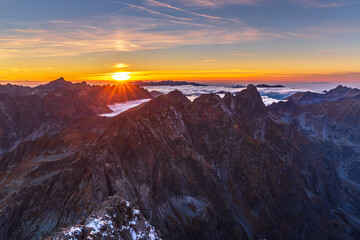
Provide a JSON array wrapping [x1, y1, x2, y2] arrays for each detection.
[[1, 0, 360, 83]]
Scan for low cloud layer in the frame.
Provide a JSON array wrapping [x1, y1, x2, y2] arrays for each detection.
[[99, 84, 319, 118]]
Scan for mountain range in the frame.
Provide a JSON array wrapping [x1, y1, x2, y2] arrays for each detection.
[[0, 78, 152, 154], [1, 80, 360, 239], [130, 80, 208, 87]]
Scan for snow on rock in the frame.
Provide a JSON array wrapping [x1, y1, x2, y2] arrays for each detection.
[[48, 197, 161, 240]]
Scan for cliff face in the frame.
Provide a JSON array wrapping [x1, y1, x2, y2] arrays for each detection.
[[0, 78, 152, 153], [1, 84, 360, 240]]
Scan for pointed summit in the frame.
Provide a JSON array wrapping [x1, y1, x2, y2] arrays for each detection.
[[123, 90, 190, 117], [35, 77, 72, 92], [144, 89, 190, 109], [235, 84, 265, 109], [246, 84, 257, 91], [54, 77, 65, 82], [48, 77, 71, 86]]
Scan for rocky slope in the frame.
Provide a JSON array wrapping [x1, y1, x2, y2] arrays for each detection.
[[0, 78, 152, 153], [0, 84, 360, 239], [269, 87, 360, 237]]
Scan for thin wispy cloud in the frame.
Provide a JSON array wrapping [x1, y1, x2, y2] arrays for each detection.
[[178, 0, 265, 7], [230, 53, 255, 56], [145, 0, 222, 19], [291, 25, 360, 39], [292, 0, 348, 8], [1, 13, 357, 60], [125, 3, 192, 21], [317, 49, 339, 53], [203, 57, 217, 62], [0, 15, 269, 58], [177, 0, 353, 8], [114, 63, 130, 68]]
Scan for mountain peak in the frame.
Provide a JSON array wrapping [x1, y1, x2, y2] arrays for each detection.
[[235, 84, 263, 106], [122, 90, 190, 117], [246, 84, 257, 92], [54, 77, 66, 82], [167, 89, 185, 98], [46, 77, 71, 87], [34, 77, 72, 92], [153, 89, 190, 106], [49, 77, 68, 85]]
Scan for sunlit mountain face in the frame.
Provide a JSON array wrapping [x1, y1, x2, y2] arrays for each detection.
[[1, 1, 360, 240]]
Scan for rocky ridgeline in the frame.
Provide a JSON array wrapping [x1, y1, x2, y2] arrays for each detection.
[[285, 85, 360, 105], [0, 78, 152, 153], [0, 83, 360, 239]]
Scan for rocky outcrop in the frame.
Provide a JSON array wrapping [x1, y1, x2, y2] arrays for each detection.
[[1, 84, 360, 239], [47, 196, 161, 240]]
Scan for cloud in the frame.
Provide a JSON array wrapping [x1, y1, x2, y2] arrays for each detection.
[[124, 3, 192, 21], [174, 0, 353, 8], [230, 53, 255, 56], [177, 0, 265, 7], [317, 49, 339, 53], [292, 0, 348, 8], [0, 67, 54, 73], [0, 14, 270, 58], [100, 99, 151, 117], [289, 25, 360, 39], [202, 57, 217, 62], [114, 63, 130, 68], [145, 0, 222, 19], [5, 0, 354, 60]]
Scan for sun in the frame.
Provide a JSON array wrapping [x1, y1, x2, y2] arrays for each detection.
[[112, 72, 131, 81]]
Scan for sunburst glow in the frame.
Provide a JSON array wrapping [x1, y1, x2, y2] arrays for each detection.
[[112, 72, 131, 81]]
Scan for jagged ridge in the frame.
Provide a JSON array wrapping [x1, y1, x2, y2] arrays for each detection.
[[0, 85, 360, 240]]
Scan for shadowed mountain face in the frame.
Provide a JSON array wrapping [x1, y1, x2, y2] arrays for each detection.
[[0, 78, 152, 153], [269, 87, 360, 238], [0, 84, 360, 240]]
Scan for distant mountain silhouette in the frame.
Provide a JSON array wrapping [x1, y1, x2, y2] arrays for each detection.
[[131, 80, 208, 87], [256, 84, 285, 88], [285, 85, 360, 105], [230, 84, 285, 88]]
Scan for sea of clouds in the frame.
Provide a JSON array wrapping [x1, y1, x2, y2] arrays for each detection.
[[101, 84, 319, 117]]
